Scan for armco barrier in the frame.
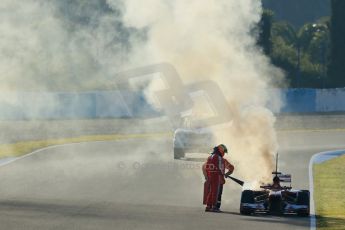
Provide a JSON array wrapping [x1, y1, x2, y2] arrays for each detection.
[[0, 91, 158, 120], [275, 88, 345, 113], [279, 88, 317, 113], [0, 88, 344, 120], [316, 88, 345, 112]]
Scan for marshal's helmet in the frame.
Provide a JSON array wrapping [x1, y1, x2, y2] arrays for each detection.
[[213, 144, 228, 156]]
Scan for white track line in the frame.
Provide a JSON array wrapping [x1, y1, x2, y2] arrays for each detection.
[[0, 138, 154, 168], [0, 142, 90, 168], [0, 133, 171, 168], [308, 149, 345, 230]]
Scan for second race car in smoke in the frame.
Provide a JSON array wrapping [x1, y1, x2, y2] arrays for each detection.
[[173, 128, 215, 159]]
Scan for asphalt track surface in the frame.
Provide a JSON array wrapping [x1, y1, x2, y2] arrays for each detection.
[[0, 130, 345, 229]]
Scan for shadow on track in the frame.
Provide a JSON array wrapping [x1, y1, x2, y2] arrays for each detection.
[[238, 214, 310, 228], [242, 214, 345, 229], [215, 211, 242, 216]]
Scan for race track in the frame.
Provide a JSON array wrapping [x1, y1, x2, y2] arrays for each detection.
[[0, 129, 344, 230]]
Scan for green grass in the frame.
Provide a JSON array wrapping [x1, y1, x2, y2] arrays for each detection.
[[314, 154, 345, 229], [0, 132, 172, 159]]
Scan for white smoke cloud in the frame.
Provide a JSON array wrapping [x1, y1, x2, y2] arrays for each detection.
[[110, 0, 284, 182], [0, 0, 141, 91], [0, 0, 284, 186]]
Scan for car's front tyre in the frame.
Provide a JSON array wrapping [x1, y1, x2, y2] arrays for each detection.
[[297, 190, 310, 217], [240, 190, 255, 215]]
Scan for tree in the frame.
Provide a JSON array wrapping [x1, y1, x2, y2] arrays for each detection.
[[258, 10, 274, 55], [270, 36, 298, 86], [271, 21, 297, 46], [298, 23, 329, 55], [327, 0, 345, 87], [270, 20, 328, 88], [258, 6, 332, 88], [262, 0, 330, 28]]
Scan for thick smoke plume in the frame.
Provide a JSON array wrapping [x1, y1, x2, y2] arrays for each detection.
[[0, 0, 139, 91], [0, 0, 283, 189], [113, 0, 284, 183]]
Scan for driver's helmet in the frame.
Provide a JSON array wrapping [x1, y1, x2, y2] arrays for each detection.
[[273, 176, 280, 184]]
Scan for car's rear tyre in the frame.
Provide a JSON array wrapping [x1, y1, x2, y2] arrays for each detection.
[[297, 190, 310, 217], [174, 148, 185, 159], [240, 190, 255, 215]]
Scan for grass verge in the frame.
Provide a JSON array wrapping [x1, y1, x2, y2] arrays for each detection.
[[314, 154, 345, 229], [0, 132, 172, 159]]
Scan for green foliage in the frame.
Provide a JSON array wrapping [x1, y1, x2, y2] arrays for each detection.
[[269, 20, 328, 88], [258, 10, 274, 55], [262, 0, 330, 28], [259, 6, 331, 88], [270, 36, 296, 76], [272, 22, 297, 46], [298, 23, 329, 52], [261, 1, 345, 88], [299, 54, 324, 88]]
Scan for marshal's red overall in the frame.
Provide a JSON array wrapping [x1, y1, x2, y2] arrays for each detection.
[[203, 144, 234, 212]]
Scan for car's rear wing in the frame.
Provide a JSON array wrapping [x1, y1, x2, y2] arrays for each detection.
[[279, 174, 292, 183], [271, 153, 292, 187], [272, 153, 281, 177], [260, 185, 292, 190]]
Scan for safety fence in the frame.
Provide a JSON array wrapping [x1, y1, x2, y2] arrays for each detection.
[[280, 88, 345, 113], [0, 91, 158, 120], [0, 88, 344, 120]]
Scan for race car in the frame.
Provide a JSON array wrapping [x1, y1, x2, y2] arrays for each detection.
[[239, 155, 310, 216], [173, 120, 232, 159], [172, 88, 232, 159], [173, 128, 215, 159]]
